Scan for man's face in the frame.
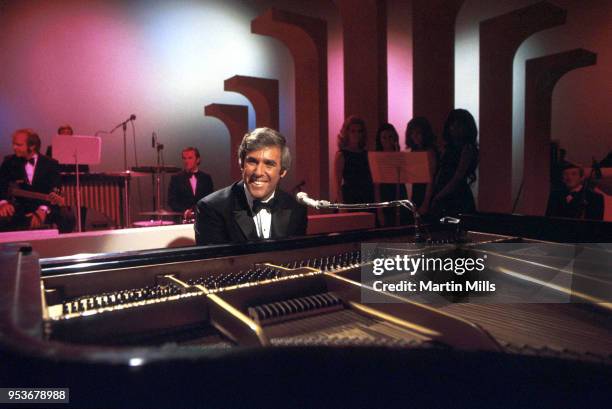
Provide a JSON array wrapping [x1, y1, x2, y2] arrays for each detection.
[[562, 168, 582, 190], [182, 150, 199, 172], [242, 146, 286, 200], [12, 133, 32, 158]]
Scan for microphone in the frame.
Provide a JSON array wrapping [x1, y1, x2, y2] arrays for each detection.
[[152, 132, 157, 148], [296, 192, 330, 209], [110, 114, 137, 133], [297, 192, 429, 241]]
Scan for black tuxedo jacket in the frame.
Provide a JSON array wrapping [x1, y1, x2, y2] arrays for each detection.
[[0, 154, 61, 212], [545, 188, 604, 220], [195, 181, 308, 245], [168, 170, 214, 213]]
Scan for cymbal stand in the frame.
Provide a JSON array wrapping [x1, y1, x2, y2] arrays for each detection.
[[151, 136, 170, 221]]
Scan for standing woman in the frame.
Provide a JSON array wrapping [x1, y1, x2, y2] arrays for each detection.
[[334, 116, 375, 207], [375, 123, 408, 226], [405, 117, 438, 216], [430, 109, 479, 217]]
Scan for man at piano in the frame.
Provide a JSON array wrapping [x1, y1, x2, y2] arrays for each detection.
[[167, 147, 214, 222], [0, 128, 68, 231], [195, 127, 307, 245]]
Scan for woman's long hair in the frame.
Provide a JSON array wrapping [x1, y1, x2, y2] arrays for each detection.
[[375, 123, 400, 152], [442, 109, 478, 147], [337, 115, 367, 150], [442, 109, 479, 184], [405, 116, 436, 151]]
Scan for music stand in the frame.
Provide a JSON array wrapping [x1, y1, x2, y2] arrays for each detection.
[[52, 135, 102, 232], [368, 151, 432, 225]]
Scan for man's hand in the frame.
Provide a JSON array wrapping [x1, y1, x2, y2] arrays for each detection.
[[28, 208, 48, 228], [183, 208, 195, 221], [48, 192, 65, 206], [0, 202, 15, 217]]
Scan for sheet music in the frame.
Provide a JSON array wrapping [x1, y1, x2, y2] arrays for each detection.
[[368, 151, 432, 184], [52, 135, 102, 165]]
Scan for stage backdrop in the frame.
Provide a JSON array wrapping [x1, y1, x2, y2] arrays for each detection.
[[0, 0, 609, 218]]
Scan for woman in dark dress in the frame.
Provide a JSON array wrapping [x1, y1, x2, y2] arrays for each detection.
[[430, 109, 479, 218], [375, 123, 409, 226], [405, 117, 438, 217], [334, 116, 375, 206]]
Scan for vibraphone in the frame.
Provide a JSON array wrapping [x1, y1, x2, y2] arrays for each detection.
[[60, 172, 130, 228]]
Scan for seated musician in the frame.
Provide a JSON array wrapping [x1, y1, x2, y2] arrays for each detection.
[[168, 147, 214, 222], [195, 127, 307, 245], [0, 129, 72, 232], [545, 162, 604, 220]]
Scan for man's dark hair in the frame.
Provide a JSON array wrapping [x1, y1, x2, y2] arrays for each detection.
[[560, 161, 584, 177], [238, 127, 291, 171]]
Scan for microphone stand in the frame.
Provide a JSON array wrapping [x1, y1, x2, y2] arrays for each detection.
[[109, 115, 136, 227], [109, 116, 136, 172]]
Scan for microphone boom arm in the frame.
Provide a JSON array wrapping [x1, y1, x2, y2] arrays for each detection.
[[322, 199, 418, 214], [297, 192, 427, 241]]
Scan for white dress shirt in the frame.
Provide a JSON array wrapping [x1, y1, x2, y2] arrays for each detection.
[[243, 185, 274, 239], [25, 154, 38, 184], [189, 172, 197, 195]]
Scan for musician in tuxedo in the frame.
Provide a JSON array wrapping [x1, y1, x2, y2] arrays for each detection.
[[545, 162, 604, 220], [168, 147, 214, 221], [0, 128, 70, 231], [195, 127, 307, 245]]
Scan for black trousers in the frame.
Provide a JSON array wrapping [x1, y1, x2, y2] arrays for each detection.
[[0, 206, 75, 233]]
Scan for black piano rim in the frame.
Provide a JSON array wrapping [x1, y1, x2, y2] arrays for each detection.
[[38, 222, 452, 276]]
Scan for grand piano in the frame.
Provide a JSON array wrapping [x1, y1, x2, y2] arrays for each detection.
[[1, 214, 611, 408]]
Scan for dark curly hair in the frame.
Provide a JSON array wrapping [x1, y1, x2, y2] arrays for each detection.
[[405, 117, 436, 151], [375, 123, 400, 151]]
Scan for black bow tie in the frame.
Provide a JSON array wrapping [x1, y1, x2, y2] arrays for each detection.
[[252, 198, 276, 214], [188, 171, 198, 177], [26, 158, 35, 165]]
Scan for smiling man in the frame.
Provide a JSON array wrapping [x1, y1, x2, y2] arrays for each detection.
[[195, 128, 307, 245]]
